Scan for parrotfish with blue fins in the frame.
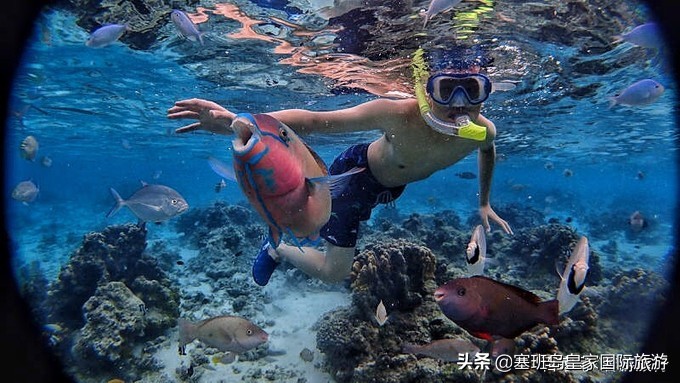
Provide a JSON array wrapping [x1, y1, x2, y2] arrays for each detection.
[[556, 236, 590, 314], [208, 113, 363, 248]]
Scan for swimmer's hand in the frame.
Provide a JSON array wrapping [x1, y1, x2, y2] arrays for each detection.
[[167, 98, 236, 135], [479, 205, 514, 235]]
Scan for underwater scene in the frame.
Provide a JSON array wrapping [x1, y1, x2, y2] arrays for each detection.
[[4, 0, 678, 382]]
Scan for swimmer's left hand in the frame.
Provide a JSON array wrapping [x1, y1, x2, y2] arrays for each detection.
[[479, 205, 513, 235], [167, 98, 235, 135]]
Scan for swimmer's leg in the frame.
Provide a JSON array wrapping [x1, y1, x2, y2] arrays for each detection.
[[274, 241, 355, 284]]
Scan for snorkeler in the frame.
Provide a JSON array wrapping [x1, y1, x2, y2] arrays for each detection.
[[167, 47, 514, 286]]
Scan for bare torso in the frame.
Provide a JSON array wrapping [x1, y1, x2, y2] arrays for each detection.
[[367, 99, 496, 187]]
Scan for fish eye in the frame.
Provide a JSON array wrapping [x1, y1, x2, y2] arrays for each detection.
[[171, 199, 178, 205], [246, 329, 253, 335], [279, 128, 290, 142], [457, 287, 466, 296]]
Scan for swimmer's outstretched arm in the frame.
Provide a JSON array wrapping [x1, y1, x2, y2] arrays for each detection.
[[168, 97, 411, 136], [268, 98, 410, 135]]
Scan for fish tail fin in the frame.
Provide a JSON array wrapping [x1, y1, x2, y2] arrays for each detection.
[[539, 299, 560, 325], [106, 188, 125, 218], [297, 234, 322, 248], [208, 156, 237, 182], [608, 96, 617, 109], [402, 343, 419, 354], [178, 318, 196, 347], [309, 166, 364, 198], [268, 227, 282, 249], [554, 259, 565, 281]]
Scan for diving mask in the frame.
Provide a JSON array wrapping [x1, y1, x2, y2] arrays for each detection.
[[411, 47, 487, 141], [426, 73, 492, 106]]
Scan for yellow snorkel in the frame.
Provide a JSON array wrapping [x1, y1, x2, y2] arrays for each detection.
[[411, 48, 487, 141]]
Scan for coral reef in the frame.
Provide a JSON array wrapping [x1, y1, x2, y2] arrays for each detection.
[[174, 201, 264, 258], [72, 281, 148, 365], [17, 198, 667, 382], [594, 268, 670, 352], [351, 239, 437, 315], [501, 224, 603, 292], [44, 224, 180, 378], [315, 208, 667, 383]]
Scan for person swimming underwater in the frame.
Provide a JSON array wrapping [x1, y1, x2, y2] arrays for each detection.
[[167, 45, 514, 286]]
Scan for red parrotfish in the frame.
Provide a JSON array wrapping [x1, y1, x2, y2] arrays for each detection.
[[209, 113, 362, 248], [434, 276, 559, 341]]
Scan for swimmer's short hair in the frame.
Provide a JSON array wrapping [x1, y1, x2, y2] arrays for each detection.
[[425, 45, 494, 72]]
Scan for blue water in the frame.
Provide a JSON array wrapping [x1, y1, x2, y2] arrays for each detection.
[[3, 1, 678, 382]]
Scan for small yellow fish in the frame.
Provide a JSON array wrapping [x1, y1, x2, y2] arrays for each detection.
[[375, 300, 388, 326], [20, 135, 39, 161], [212, 353, 235, 364]]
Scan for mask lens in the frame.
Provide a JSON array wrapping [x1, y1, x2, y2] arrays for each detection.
[[427, 74, 490, 105], [460, 77, 481, 100]]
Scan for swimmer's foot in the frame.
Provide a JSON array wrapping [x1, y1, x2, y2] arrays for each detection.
[[252, 239, 279, 286]]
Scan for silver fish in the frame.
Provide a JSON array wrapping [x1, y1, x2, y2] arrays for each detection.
[[178, 315, 268, 354], [423, 0, 463, 27], [403, 338, 480, 362], [20, 135, 39, 161], [171, 10, 204, 45], [107, 181, 188, 223], [375, 300, 388, 326], [465, 225, 486, 276], [12, 180, 39, 204], [40, 155, 52, 167], [556, 236, 590, 314], [86, 24, 128, 48], [609, 79, 664, 108], [613, 22, 661, 49]]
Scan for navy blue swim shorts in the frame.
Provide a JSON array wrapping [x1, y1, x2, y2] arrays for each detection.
[[320, 143, 406, 248]]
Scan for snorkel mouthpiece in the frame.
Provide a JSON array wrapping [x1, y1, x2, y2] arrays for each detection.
[[412, 48, 487, 141], [422, 113, 488, 140]]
